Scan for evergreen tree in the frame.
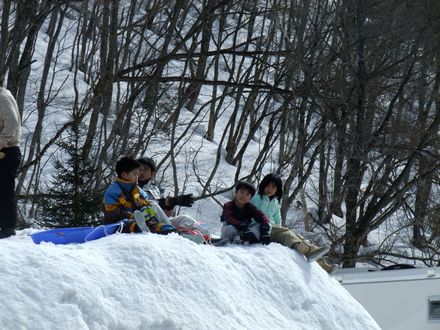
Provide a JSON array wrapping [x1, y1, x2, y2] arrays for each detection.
[[40, 124, 103, 227]]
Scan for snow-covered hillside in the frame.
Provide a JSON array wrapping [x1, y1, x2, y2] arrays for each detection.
[[0, 230, 379, 330]]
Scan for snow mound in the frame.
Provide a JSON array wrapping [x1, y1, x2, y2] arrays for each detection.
[[0, 230, 379, 329]]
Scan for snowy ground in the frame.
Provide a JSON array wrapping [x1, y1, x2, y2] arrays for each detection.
[[0, 230, 379, 330]]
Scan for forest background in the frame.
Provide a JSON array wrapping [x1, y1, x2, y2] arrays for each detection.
[[2, 0, 440, 268]]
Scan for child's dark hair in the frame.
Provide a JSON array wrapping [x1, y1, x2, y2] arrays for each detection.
[[235, 181, 256, 197], [137, 157, 156, 172], [115, 157, 141, 177], [258, 173, 283, 201]]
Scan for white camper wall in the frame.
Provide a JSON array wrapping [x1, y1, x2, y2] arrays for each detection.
[[334, 268, 440, 330]]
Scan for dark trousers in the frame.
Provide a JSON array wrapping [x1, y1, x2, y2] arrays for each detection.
[[0, 146, 21, 230]]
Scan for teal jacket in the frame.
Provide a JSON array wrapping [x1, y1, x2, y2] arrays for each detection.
[[251, 193, 282, 225]]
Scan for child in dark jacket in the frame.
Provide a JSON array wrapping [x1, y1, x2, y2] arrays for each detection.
[[220, 181, 271, 245], [103, 157, 175, 234]]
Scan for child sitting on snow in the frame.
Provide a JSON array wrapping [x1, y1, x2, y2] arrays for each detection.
[[137, 157, 205, 233], [251, 173, 338, 274], [220, 181, 271, 245], [103, 157, 175, 234]]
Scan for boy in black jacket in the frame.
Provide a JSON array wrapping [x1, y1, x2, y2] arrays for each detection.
[[220, 181, 271, 245]]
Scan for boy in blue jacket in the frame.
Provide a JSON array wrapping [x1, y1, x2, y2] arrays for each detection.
[[220, 181, 271, 245], [103, 157, 175, 234]]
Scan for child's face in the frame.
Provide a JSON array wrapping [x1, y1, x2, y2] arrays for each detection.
[[264, 182, 278, 198], [235, 188, 252, 207], [121, 168, 140, 184], [139, 165, 154, 181]]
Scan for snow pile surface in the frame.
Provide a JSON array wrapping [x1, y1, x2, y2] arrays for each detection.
[[0, 230, 379, 330]]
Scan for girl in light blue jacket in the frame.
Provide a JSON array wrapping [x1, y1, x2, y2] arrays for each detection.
[[251, 174, 337, 273]]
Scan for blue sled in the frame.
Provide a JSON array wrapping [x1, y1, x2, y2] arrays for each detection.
[[31, 222, 122, 245]]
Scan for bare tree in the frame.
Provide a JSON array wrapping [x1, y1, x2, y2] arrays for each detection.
[[0, 0, 436, 270]]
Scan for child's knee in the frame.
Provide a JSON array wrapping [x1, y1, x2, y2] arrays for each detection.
[[221, 225, 238, 241]]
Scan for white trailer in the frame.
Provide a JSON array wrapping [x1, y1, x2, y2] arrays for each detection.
[[332, 267, 440, 330]]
